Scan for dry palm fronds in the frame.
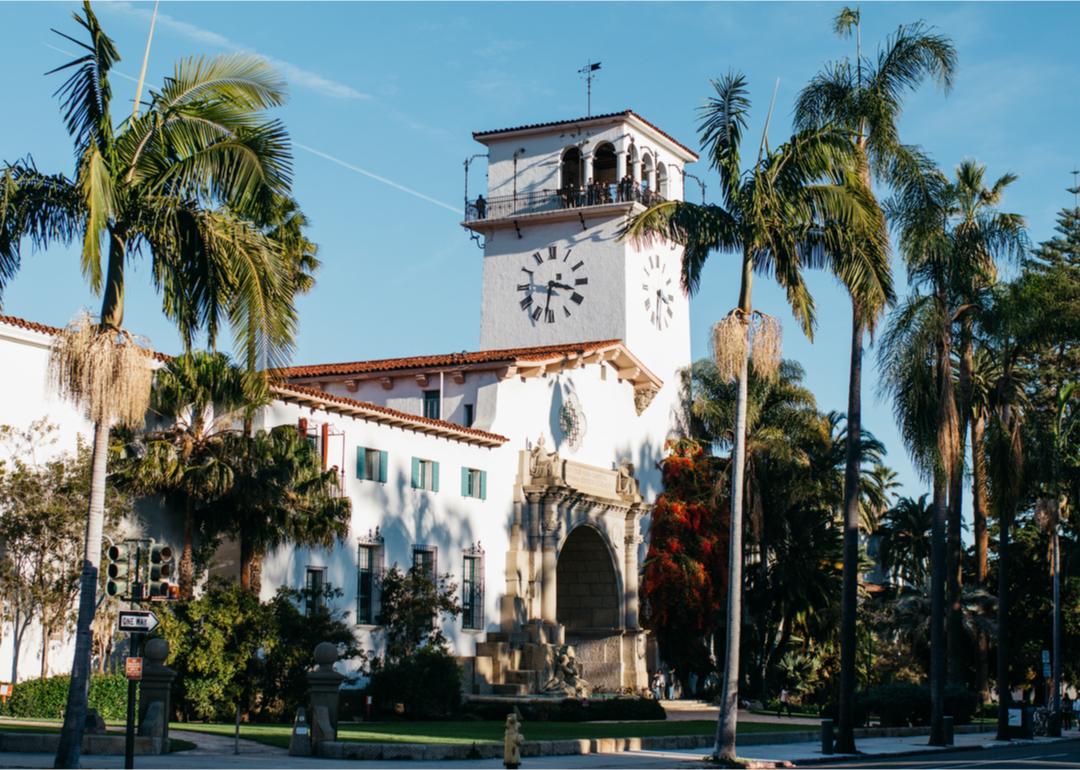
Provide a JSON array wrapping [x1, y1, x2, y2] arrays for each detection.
[[750, 312, 782, 382], [711, 312, 748, 383], [49, 313, 154, 428]]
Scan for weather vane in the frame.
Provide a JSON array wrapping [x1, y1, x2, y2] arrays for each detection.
[[578, 60, 601, 117]]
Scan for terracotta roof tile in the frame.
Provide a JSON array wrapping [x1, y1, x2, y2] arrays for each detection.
[[270, 383, 509, 447], [0, 314, 172, 362], [276, 339, 624, 379], [473, 110, 699, 161]]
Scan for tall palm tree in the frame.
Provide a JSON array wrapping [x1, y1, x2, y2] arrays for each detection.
[[624, 72, 876, 762], [943, 161, 1025, 684], [0, 5, 298, 765], [882, 160, 1024, 743], [114, 352, 268, 597], [795, 7, 956, 752], [208, 425, 351, 594]]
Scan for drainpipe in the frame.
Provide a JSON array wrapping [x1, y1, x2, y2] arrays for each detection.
[[320, 422, 329, 469]]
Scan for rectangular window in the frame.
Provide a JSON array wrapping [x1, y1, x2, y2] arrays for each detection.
[[356, 446, 388, 483], [462, 554, 484, 630], [304, 567, 326, 616], [460, 467, 487, 499], [412, 545, 437, 579], [357, 544, 379, 625], [422, 390, 441, 420], [410, 457, 440, 492], [463, 404, 474, 427]]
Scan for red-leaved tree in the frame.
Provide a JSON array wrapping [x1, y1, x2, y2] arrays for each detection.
[[642, 438, 729, 692]]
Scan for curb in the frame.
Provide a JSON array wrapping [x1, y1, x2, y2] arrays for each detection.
[[790, 734, 1079, 766]]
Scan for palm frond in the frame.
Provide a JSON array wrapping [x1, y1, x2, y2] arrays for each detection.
[[699, 72, 750, 208]]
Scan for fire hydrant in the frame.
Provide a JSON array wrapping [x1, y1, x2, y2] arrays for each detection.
[[503, 712, 524, 769]]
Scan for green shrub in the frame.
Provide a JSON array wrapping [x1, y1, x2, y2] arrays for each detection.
[[5, 674, 128, 721], [831, 683, 978, 727], [366, 646, 462, 719], [463, 696, 666, 723]]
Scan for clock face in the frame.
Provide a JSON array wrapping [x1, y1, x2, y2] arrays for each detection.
[[517, 244, 588, 325], [642, 253, 675, 331]]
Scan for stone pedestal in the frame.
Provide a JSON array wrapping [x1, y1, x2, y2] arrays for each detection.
[[138, 638, 177, 751], [306, 642, 344, 743]]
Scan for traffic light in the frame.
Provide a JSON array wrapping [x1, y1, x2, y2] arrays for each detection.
[[105, 543, 130, 598], [148, 542, 175, 599]]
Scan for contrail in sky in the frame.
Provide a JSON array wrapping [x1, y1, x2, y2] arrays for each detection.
[[295, 144, 460, 215]]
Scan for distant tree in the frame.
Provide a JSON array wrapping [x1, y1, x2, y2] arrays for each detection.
[[640, 438, 728, 692], [375, 564, 461, 665], [206, 425, 351, 593], [877, 495, 935, 587], [0, 421, 126, 681]]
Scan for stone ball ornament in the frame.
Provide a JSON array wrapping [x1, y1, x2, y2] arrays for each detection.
[[144, 637, 169, 665], [314, 641, 339, 668]]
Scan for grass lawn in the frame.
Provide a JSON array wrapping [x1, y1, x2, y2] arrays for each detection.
[[0, 719, 195, 752], [172, 719, 810, 748]]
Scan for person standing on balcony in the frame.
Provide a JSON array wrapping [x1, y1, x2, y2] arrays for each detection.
[[475, 195, 487, 219]]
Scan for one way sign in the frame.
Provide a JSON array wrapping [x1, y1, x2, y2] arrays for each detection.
[[117, 610, 159, 634]]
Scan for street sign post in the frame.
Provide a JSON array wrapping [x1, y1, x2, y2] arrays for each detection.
[[118, 610, 159, 634]]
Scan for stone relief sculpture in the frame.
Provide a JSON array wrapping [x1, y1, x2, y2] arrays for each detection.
[[615, 461, 639, 499], [542, 644, 591, 698], [528, 435, 561, 482]]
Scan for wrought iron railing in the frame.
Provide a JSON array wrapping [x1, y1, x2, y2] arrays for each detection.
[[464, 183, 665, 222]]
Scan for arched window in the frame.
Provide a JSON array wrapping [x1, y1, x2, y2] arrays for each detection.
[[641, 153, 654, 191], [560, 147, 582, 191], [656, 162, 668, 197], [592, 142, 617, 186]]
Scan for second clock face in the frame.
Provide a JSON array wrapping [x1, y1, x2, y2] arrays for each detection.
[[642, 253, 675, 331], [517, 244, 588, 325]]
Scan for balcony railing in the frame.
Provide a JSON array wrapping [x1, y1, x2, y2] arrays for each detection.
[[464, 183, 665, 222]]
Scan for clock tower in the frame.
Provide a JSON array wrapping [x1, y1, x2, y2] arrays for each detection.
[[464, 110, 697, 387]]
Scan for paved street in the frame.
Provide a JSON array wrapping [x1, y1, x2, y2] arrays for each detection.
[[811, 738, 1080, 768]]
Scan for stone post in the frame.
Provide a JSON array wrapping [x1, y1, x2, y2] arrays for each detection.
[[138, 637, 176, 753], [623, 518, 641, 630], [540, 493, 560, 627], [306, 642, 344, 744]]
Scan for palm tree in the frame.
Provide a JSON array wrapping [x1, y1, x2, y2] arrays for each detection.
[[795, 7, 956, 751], [0, 6, 298, 764], [877, 494, 934, 587], [882, 160, 1024, 742], [624, 72, 877, 762], [114, 352, 268, 597], [208, 425, 351, 594]]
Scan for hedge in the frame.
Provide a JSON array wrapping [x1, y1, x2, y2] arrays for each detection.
[[4, 674, 128, 721], [464, 696, 666, 723], [823, 683, 979, 727]]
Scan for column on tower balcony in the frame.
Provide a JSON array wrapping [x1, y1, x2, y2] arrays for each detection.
[[583, 153, 594, 185], [616, 151, 627, 182], [623, 507, 642, 629], [540, 492, 560, 626], [646, 164, 656, 192]]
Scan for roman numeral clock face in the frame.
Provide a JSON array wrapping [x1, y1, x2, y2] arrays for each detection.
[[642, 253, 675, 331], [517, 244, 587, 325]]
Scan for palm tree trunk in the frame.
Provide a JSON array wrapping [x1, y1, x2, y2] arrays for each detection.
[[179, 496, 195, 599], [54, 419, 110, 768], [715, 337, 748, 763], [972, 411, 990, 697], [929, 467, 948, 746], [995, 505, 1012, 741], [100, 231, 126, 329], [837, 304, 863, 754]]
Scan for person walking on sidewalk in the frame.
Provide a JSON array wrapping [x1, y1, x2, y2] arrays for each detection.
[[777, 687, 794, 717]]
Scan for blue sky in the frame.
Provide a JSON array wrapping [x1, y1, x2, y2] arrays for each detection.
[[2, 1, 1079, 508]]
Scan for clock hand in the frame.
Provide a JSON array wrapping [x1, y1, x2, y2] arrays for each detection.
[[550, 281, 574, 291], [543, 282, 555, 315]]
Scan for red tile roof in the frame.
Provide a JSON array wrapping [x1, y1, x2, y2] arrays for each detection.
[[473, 110, 699, 161], [275, 339, 625, 379], [0, 314, 171, 361], [270, 383, 509, 447]]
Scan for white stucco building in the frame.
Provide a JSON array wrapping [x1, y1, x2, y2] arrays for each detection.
[[0, 110, 697, 693]]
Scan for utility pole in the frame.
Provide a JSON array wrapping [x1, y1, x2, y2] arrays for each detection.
[[578, 61, 601, 116]]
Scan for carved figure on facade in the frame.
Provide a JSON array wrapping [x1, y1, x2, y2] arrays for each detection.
[[633, 385, 659, 415], [529, 435, 562, 483], [615, 461, 640, 501], [542, 644, 591, 698]]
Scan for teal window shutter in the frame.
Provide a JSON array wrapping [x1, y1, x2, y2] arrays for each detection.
[[411, 457, 420, 489], [378, 450, 388, 483], [432, 461, 440, 493], [480, 470, 487, 500], [461, 467, 470, 497], [356, 446, 366, 480]]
